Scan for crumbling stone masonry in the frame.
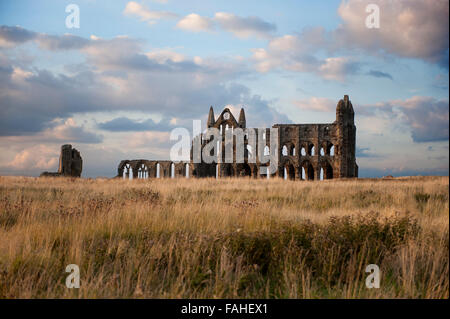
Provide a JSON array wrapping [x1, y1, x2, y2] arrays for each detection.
[[117, 95, 358, 180], [40, 144, 83, 177]]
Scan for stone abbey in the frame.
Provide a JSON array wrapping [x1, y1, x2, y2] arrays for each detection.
[[117, 95, 358, 180]]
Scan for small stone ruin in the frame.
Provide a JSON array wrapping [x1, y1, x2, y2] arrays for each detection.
[[40, 144, 83, 177]]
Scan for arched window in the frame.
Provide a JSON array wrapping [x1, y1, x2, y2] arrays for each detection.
[[282, 145, 288, 156], [156, 163, 161, 178], [330, 145, 335, 156], [185, 163, 189, 178], [320, 167, 324, 181], [264, 145, 270, 156], [291, 147, 296, 156], [309, 145, 315, 156], [123, 163, 131, 180], [301, 167, 306, 180], [301, 147, 306, 156], [320, 147, 325, 156], [138, 164, 148, 179], [171, 163, 175, 178]]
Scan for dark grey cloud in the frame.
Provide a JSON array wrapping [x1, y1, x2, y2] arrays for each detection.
[[97, 117, 175, 132], [366, 70, 393, 80], [356, 147, 381, 158], [394, 97, 449, 143], [358, 96, 449, 143], [215, 13, 277, 38], [0, 25, 36, 46], [37, 34, 90, 50]]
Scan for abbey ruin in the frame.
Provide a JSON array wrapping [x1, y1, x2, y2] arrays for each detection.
[[117, 95, 358, 180]]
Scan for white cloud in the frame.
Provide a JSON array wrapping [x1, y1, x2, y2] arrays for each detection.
[[250, 0, 448, 79], [176, 12, 275, 38], [252, 33, 359, 81], [213, 12, 276, 39], [123, 1, 178, 25], [176, 13, 214, 32], [317, 57, 359, 81], [293, 97, 336, 113], [7, 144, 59, 170], [145, 49, 185, 63], [336, 0, 449, 67]]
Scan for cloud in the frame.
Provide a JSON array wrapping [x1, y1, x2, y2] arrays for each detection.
[[318, 57, 360, 81], [359, 96, 449, 143], [176, 12, 276, 39], [0, 25, 36, 47], [250, 0, 448, 79], [356, 147, 380, 158], [0, 26, 287, 140], [392, 96, 449, 143], [97, 117, 176, 132], [0, 25, 90, 50], [293, 97, 336, 112], [128, 131, 171, 148], [123, 1, 178, 25], [176, 13, 214, 32], [336, 0, 449, 68], [0, 118, 103, 144], [213, 12, 276, 39], [7, 144, 59, 170], [366, 70, 393, 80], [44, 118, 103, 143], [251, 31, 360, 81]]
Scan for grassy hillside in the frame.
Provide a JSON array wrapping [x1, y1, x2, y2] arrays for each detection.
[[0, 176, 448, 298]]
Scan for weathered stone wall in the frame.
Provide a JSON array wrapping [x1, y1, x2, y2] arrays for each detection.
[[118, 160, 192, 179]]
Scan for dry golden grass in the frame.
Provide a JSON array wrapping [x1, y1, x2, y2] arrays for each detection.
[[0, 175, 448, 298]]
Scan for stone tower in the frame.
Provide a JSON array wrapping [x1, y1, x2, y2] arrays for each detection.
[[40, 144, 83, 177], [58, 144, 83, 177], [335, 95, 358, 178]]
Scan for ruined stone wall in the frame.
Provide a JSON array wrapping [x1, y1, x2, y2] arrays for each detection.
[[118, 160, 192, 179], [40, 144, 82, 177]]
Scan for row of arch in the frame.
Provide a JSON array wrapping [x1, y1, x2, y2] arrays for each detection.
[[121, 162, 191, 180], [281, 143, 335, 157], [119, 160, 335, 181], [280, 161, 333, 181], [194, 160, 334, 181]]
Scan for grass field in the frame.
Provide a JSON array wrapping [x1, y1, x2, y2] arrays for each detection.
[[0, 176, 448, 298]]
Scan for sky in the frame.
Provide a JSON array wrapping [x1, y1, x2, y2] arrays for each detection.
[[0, 0, 448, 178]]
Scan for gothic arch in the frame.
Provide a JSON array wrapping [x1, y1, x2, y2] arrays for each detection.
[[300, 160, 315, 180]]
